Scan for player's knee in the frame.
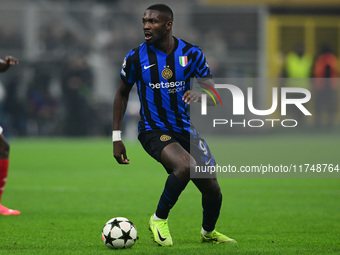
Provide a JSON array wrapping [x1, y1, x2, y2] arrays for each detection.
[[174, 159, 195, 182], [172, 154, 196, 182], [174, 164, 190, 181]]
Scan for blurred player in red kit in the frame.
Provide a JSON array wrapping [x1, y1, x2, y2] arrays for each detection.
[[0, 56, 20, 215]]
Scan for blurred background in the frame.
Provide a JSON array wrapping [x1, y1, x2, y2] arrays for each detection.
[[0, 0, 339, 137]]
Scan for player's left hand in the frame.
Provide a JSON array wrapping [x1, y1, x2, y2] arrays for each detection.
[[182, 90, 200, 104], [4, 56, 19, 66], [0, 56, 19, 72]]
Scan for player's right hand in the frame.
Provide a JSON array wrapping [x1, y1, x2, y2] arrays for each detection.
[[113, 141, 130, 164]]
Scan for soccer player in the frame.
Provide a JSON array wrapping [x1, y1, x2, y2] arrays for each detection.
[[113, 4, 235, 246], [0, 56, 20, 215]]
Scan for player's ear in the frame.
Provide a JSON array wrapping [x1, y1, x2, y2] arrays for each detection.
[[166, 21, 173, 31]]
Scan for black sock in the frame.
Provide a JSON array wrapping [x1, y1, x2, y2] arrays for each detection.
[[202, 194, 222, 232], [155, 172, 188, 219]]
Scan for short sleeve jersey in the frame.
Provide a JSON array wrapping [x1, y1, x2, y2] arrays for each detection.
[[120, 37, 212, 134]]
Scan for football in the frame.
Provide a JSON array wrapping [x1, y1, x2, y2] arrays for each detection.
[[102, 217, 137, 249]]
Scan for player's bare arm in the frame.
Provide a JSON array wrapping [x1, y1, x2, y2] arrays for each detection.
[[0, 56, 19, 73], [112, 78, 132, 165]]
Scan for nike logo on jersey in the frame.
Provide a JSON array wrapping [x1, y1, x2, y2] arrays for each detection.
[[144, 64, 156, 70], [156, 228, 167, 242], [205, 158, 213, 166]]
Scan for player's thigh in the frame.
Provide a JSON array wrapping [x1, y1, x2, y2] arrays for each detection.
[[0, 134, 9, 159], [160, 142, 195, 177], [138, 131, 174, 163], [138, 130, 193, 175]]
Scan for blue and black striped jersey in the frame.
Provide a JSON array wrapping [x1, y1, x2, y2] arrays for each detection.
[[120, 37, 212, 134]]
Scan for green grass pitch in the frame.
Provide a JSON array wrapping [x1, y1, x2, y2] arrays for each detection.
[[0, 132, 339, 254]]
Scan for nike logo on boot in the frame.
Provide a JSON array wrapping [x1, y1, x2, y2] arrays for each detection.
[[157, 228, 167, 242]]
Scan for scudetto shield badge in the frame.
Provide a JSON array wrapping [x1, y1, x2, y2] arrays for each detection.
[[179, 56, 188, 67]]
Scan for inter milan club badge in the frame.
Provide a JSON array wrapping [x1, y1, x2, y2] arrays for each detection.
[[160, 134, 171, 141], [179, 56, 188, 67], [162, 66, 173, 79]]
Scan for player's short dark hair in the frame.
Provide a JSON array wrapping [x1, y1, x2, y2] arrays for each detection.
[[146, 4, 173, 21]]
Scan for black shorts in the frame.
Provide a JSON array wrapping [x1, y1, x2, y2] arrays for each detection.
[[138, 130, 215, 174]]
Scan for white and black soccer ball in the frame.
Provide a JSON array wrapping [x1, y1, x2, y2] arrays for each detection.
[[102, 217, 137, 249]]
